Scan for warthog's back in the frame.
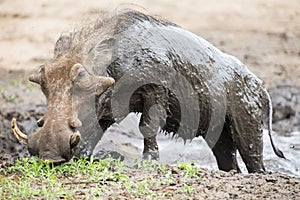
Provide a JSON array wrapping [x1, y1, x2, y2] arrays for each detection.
[[55, 11, 255, 84], [54, 10, 266, 139]]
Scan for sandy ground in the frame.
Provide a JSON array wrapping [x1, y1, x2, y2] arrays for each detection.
[[0, 0, 300, 199]]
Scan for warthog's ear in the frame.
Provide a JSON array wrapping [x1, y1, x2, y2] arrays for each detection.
[[95, 76, 115, 96], [29, 65, 45, 84]]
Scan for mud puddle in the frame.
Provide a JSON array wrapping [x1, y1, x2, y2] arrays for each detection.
[[96, 113, 300, 178]]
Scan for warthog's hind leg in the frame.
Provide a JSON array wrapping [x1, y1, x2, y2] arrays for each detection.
[[211, 119, 241, 172]]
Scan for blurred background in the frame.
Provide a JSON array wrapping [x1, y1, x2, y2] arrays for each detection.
[[1, 0, 299, 87]]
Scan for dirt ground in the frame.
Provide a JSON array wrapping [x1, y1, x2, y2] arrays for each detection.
[[0, 0, 300, 199]]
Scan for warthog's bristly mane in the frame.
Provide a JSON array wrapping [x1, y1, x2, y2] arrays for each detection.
[[54, 10, 178, 60]]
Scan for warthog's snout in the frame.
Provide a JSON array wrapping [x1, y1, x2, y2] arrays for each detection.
[[12, 118, 81, 163]]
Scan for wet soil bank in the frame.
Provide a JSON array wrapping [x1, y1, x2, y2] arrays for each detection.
[[103, 167, 299, 199]]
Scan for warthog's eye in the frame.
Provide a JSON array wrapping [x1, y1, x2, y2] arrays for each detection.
[[72, 64, 114, 96], [74, 68, 94, 90], [36, 118, 44, 127], [76, 69, 86, 81]]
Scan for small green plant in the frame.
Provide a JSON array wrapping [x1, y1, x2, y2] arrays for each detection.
[[264, 185, 271, 192], [157, 162, 168, 174], [7, 94, 18, 102], [138, 159, 155, 170], [27, 82, 35, 92], [0, 85, 3, 93], [11, 80, 20, 88], [177, 161, 199, 178], [183, 183, 194, 195]]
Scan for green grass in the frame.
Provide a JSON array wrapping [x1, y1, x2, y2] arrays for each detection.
[[26, 82, 36, 92], [0, 157, 203, 199], [0, 157, 128, 199], [11, 80, 21, 88]]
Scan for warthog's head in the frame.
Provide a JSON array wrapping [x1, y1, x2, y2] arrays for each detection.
[[11, 55, 114, 162]]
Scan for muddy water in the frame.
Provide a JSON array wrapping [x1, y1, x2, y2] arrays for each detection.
[[263, 131, 300, 178], [95, 113, 300, 178]]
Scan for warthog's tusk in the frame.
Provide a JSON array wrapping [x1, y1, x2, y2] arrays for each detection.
[[70, 131, 81, 149], [11, 118, 28, 145]]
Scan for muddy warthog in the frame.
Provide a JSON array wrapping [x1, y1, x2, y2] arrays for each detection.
[[12, 10, 284, 172]]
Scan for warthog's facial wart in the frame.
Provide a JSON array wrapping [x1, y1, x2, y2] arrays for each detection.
[[11, 55, 114, 162]]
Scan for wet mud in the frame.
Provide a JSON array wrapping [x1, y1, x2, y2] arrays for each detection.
[[0, 96, 45, 167], [269, 82, 300, 134], [0, 69, 299, 175]]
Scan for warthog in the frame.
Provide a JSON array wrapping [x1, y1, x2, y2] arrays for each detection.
[[12, 10, 284, 172]]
